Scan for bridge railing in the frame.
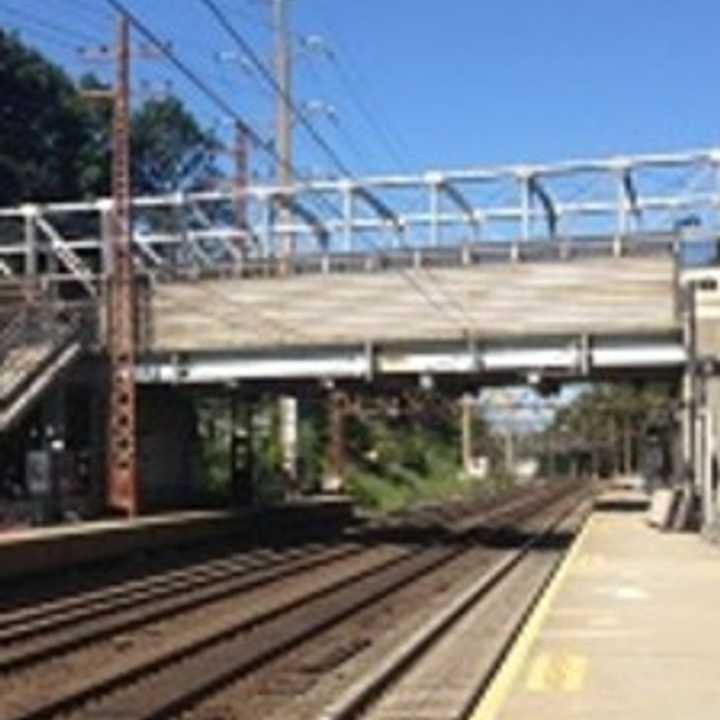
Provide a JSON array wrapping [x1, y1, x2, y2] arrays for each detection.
[[0, 147, 717, 288]]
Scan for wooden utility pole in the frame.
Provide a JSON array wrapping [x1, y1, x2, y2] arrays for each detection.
[[107, 14, 139, 516], [274, 0, 293, 261], [274, 0, 298, 491]]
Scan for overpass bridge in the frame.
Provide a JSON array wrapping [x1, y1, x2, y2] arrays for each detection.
[[143, 245, 683, 389], [1, 146, 715, 398], [0, 147, 719, 514]]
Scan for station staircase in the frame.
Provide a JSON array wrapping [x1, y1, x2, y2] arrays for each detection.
[[0, 282, 88, 431]]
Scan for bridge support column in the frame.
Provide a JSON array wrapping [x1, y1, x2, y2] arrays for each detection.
[[324, 391, 348, 493], [279, 396, 298, 496]]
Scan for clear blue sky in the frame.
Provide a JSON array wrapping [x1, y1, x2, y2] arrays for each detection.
[[4, 0, 720, 178]]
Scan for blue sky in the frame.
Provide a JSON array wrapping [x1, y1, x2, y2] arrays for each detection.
[[3, 0, 720, 178]]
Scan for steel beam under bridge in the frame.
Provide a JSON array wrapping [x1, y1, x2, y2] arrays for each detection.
[[136, 333, 686, 387]]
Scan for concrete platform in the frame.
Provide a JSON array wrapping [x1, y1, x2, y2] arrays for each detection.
[[0, 498, 354, 580], [593, 488, 650, 511], [472, 509, 720, 720]]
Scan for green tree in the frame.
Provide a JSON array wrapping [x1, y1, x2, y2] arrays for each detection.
[[0, 32, 220, 206], [131, 97, 219, 194], [0, 30, 99, 204], [548, 383, 673, 476]]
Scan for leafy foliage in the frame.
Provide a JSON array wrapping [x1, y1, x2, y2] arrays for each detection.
[[551, 383, 673, 438], [343, 395, 504, 513], [0, 32, 220, 206], [0, 31, 99, 204], [131, 97, 219, 194], [544, 383, 675, 476]]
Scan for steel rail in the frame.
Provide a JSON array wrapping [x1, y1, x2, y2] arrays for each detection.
[[318, 494, 589, 720], [2, 484, 573, 720], [0, 541, 360, 644]]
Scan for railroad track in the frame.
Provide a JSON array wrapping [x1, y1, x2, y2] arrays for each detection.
[[0, 492, 529, 673], [0, 483, 580, 720], [317, 493, 588, 720]]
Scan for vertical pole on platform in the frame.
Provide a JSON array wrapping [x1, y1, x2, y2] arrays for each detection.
[[326, 391, 347, 493], [682, 281, 699, 495], [279, 394, 298, 494], [702, 407, 715, 528], [107, 14, 138, 517], [274, 0, 293, 263], [624, 414, 633, 475], [461, 395, 473, 475], [273, 0, 298, 491]]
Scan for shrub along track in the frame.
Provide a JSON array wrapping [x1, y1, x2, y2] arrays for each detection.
[[0, 482, 583, 720]]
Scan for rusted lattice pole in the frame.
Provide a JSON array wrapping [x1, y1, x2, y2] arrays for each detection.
[[107, 13, 138, 516]]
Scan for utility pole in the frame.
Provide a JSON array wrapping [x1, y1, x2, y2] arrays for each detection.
[[274, 0, 293, 261], [273, 0, 298, 491], [107, 14, 139, 517], [80, 19, 165, 517]]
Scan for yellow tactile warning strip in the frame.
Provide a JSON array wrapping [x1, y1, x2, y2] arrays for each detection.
[[525, 652, 588, 692], [470, 515, 593, 720]]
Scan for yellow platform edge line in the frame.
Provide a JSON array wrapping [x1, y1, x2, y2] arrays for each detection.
[[470, 513, 594, 720]]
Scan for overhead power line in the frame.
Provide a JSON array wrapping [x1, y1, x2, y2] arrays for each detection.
[[102, 0, 471, 331], [201, 0, 353, 179], [0, 3, 102, 45], [199, 0, 475, 331]]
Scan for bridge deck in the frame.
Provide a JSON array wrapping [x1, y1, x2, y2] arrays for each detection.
[[151, 255, 679, 351]]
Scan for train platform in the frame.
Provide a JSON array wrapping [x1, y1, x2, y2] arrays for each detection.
[[472, 501, 720, 720], [0, 497, 354, 580]]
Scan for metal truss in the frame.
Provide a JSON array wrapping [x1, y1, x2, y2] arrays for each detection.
[[0, 147, 718, 285]]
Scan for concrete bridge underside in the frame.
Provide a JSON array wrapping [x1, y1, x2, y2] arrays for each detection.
[[141, 254, 684, 386]]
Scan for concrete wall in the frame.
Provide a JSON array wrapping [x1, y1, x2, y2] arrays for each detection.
[[150, 256, 678, 351]]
